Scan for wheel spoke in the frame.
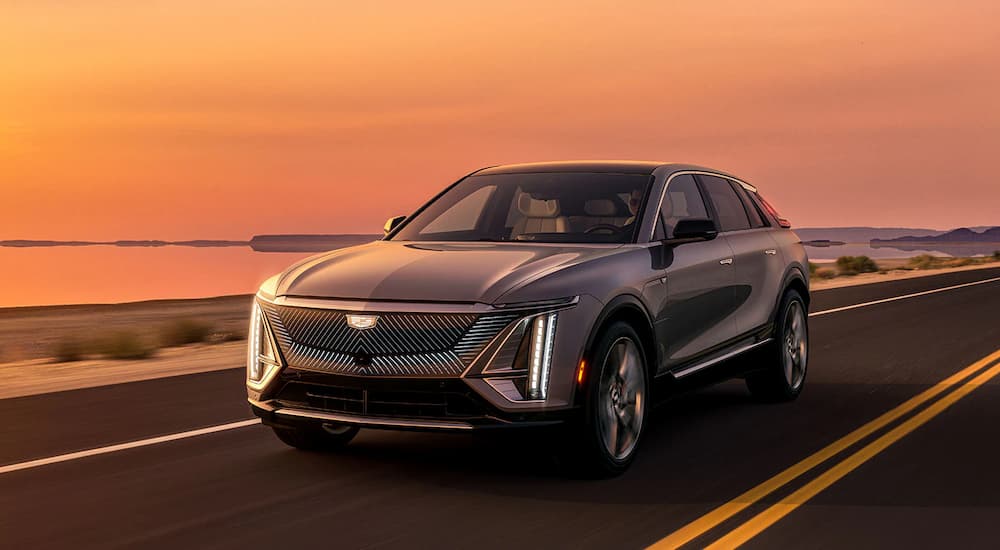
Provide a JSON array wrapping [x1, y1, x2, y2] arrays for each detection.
[[606, 410, 619, 453], [616, 415, 632, 456], [617, 343, 630, 379], [612, 342, 626, 370]]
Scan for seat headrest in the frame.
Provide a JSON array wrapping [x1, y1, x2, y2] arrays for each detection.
[[517, 193, 561, 217], [666, 192, 690, 217], [584, 199, 617, 216]]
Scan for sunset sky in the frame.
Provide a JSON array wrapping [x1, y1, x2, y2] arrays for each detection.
[[2, 1, 998, 240]]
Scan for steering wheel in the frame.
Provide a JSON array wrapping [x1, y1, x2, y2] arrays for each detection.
[[584, 224, 624, 234]]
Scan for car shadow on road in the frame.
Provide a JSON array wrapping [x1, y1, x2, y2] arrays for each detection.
[[250, 380, 814, 505], [248, 376, 934, 509]]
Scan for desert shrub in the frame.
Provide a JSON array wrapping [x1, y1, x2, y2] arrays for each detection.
[[816, 267, 837, 279], [98, 331, 155, 360], [160, 319, 213, 347], [52, 338, 86, 362], [993, 250, 1000, 261], [908, 254, 938, 270], [808, 262, 819, 276], [835, 256, 878, 274]]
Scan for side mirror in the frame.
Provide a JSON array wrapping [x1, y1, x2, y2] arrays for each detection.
[[668, 218, 718, 243], [383, 215, 406, 236]]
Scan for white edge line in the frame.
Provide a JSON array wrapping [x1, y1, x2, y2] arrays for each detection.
[[0, 418, 261, 475], [810, 276, 1000, 317], [3, 274, 997, 476]]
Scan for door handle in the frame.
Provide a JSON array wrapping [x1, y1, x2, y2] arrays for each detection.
[[764, 249, 777, 255], [719, 258, 734, 265]]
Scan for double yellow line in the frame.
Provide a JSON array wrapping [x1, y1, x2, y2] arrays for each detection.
[[650, 347, 1000, 549]]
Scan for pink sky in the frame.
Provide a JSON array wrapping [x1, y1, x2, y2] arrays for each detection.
[[2, 1, 998, 240]]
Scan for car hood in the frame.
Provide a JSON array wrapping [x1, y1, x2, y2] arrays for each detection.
[[274, 240, 623, 304]]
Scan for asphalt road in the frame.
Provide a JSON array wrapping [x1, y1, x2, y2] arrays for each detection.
[[2, 267, 999, 549]]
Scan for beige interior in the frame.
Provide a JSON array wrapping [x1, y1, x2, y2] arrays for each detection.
[[512, 193, 568, 235]]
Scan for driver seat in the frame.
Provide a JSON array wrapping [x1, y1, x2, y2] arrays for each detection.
[[512, 193, 568, 235]]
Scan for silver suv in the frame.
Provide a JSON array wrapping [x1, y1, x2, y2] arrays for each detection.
[[247, 161, 809, 476]]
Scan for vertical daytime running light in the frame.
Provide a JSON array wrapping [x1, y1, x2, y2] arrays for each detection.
[[248, 301, 263, 382], [527, 312, 558, 400]]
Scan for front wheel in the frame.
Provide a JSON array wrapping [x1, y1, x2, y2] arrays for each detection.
[[272, 423, 360, 451], [560, 322, 649, 478], [746, 289, 809, 401]]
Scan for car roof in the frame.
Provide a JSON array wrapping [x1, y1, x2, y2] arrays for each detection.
[[473, 160, 742, 181]]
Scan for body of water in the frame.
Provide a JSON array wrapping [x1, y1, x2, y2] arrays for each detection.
[[0, 246, 316, 308], [0, 239, 994, 308]]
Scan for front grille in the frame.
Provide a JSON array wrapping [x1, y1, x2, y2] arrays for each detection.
[[272, 305, 476, 354], [260, 302, 519, 377]]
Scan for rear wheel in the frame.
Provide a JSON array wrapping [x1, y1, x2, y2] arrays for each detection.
[[272, 423, 359, 451], [746, 289, 809, 401], [561, 322, 648, 478]]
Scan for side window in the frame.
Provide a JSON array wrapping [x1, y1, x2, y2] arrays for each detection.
[[732, 181, 767, 228], [660, 174, 709, 238], [700, 175, 751, 232], [420, 185, 495, 235]]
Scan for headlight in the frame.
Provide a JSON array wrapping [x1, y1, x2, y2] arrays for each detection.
[[247, 300, 281, 391]]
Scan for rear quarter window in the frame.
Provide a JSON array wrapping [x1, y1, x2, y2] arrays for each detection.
[[699, 175, 751, 232], [732, 181, 768, 228]]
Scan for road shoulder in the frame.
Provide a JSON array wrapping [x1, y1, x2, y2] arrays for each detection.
[[0, 342, 242, 400]]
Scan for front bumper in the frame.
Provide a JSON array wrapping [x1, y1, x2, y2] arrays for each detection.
[[250, 370, 574, 431]]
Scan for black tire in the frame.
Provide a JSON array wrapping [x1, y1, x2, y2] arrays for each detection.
[[746, 289, 809, 402], [560, 322, 649, 478], [272, 423, 360, 451]]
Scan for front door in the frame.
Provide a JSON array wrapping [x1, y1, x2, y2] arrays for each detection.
[[650, 174, 739, 374]]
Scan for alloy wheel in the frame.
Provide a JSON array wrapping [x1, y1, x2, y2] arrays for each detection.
[[782, 300, 808, 390], [597, 337, 646, 461]]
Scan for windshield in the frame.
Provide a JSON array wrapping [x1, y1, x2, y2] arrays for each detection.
[[390, 172, 652, 243]]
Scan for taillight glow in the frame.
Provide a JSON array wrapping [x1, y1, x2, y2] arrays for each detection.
[[756, 193, 792, 228]]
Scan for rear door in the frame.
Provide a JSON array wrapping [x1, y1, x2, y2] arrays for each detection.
[[651, 174, 738, 373], [698, 174, 784, 335]]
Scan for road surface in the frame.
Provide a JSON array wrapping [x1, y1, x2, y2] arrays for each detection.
[[2, 267, 999, 549]]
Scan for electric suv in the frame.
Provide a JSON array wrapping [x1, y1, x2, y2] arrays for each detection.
[[247, 161, 809, 476]]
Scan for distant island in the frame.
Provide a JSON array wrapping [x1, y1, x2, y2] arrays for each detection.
[[869, 227, 1000, 256], [0, 235, 380, 253], [0, 239, 248, 248], [871, 227, 1000, 245], [801, 239, 846, 247], [794, 227, 942, 243], [249, 234, 379, 252]]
